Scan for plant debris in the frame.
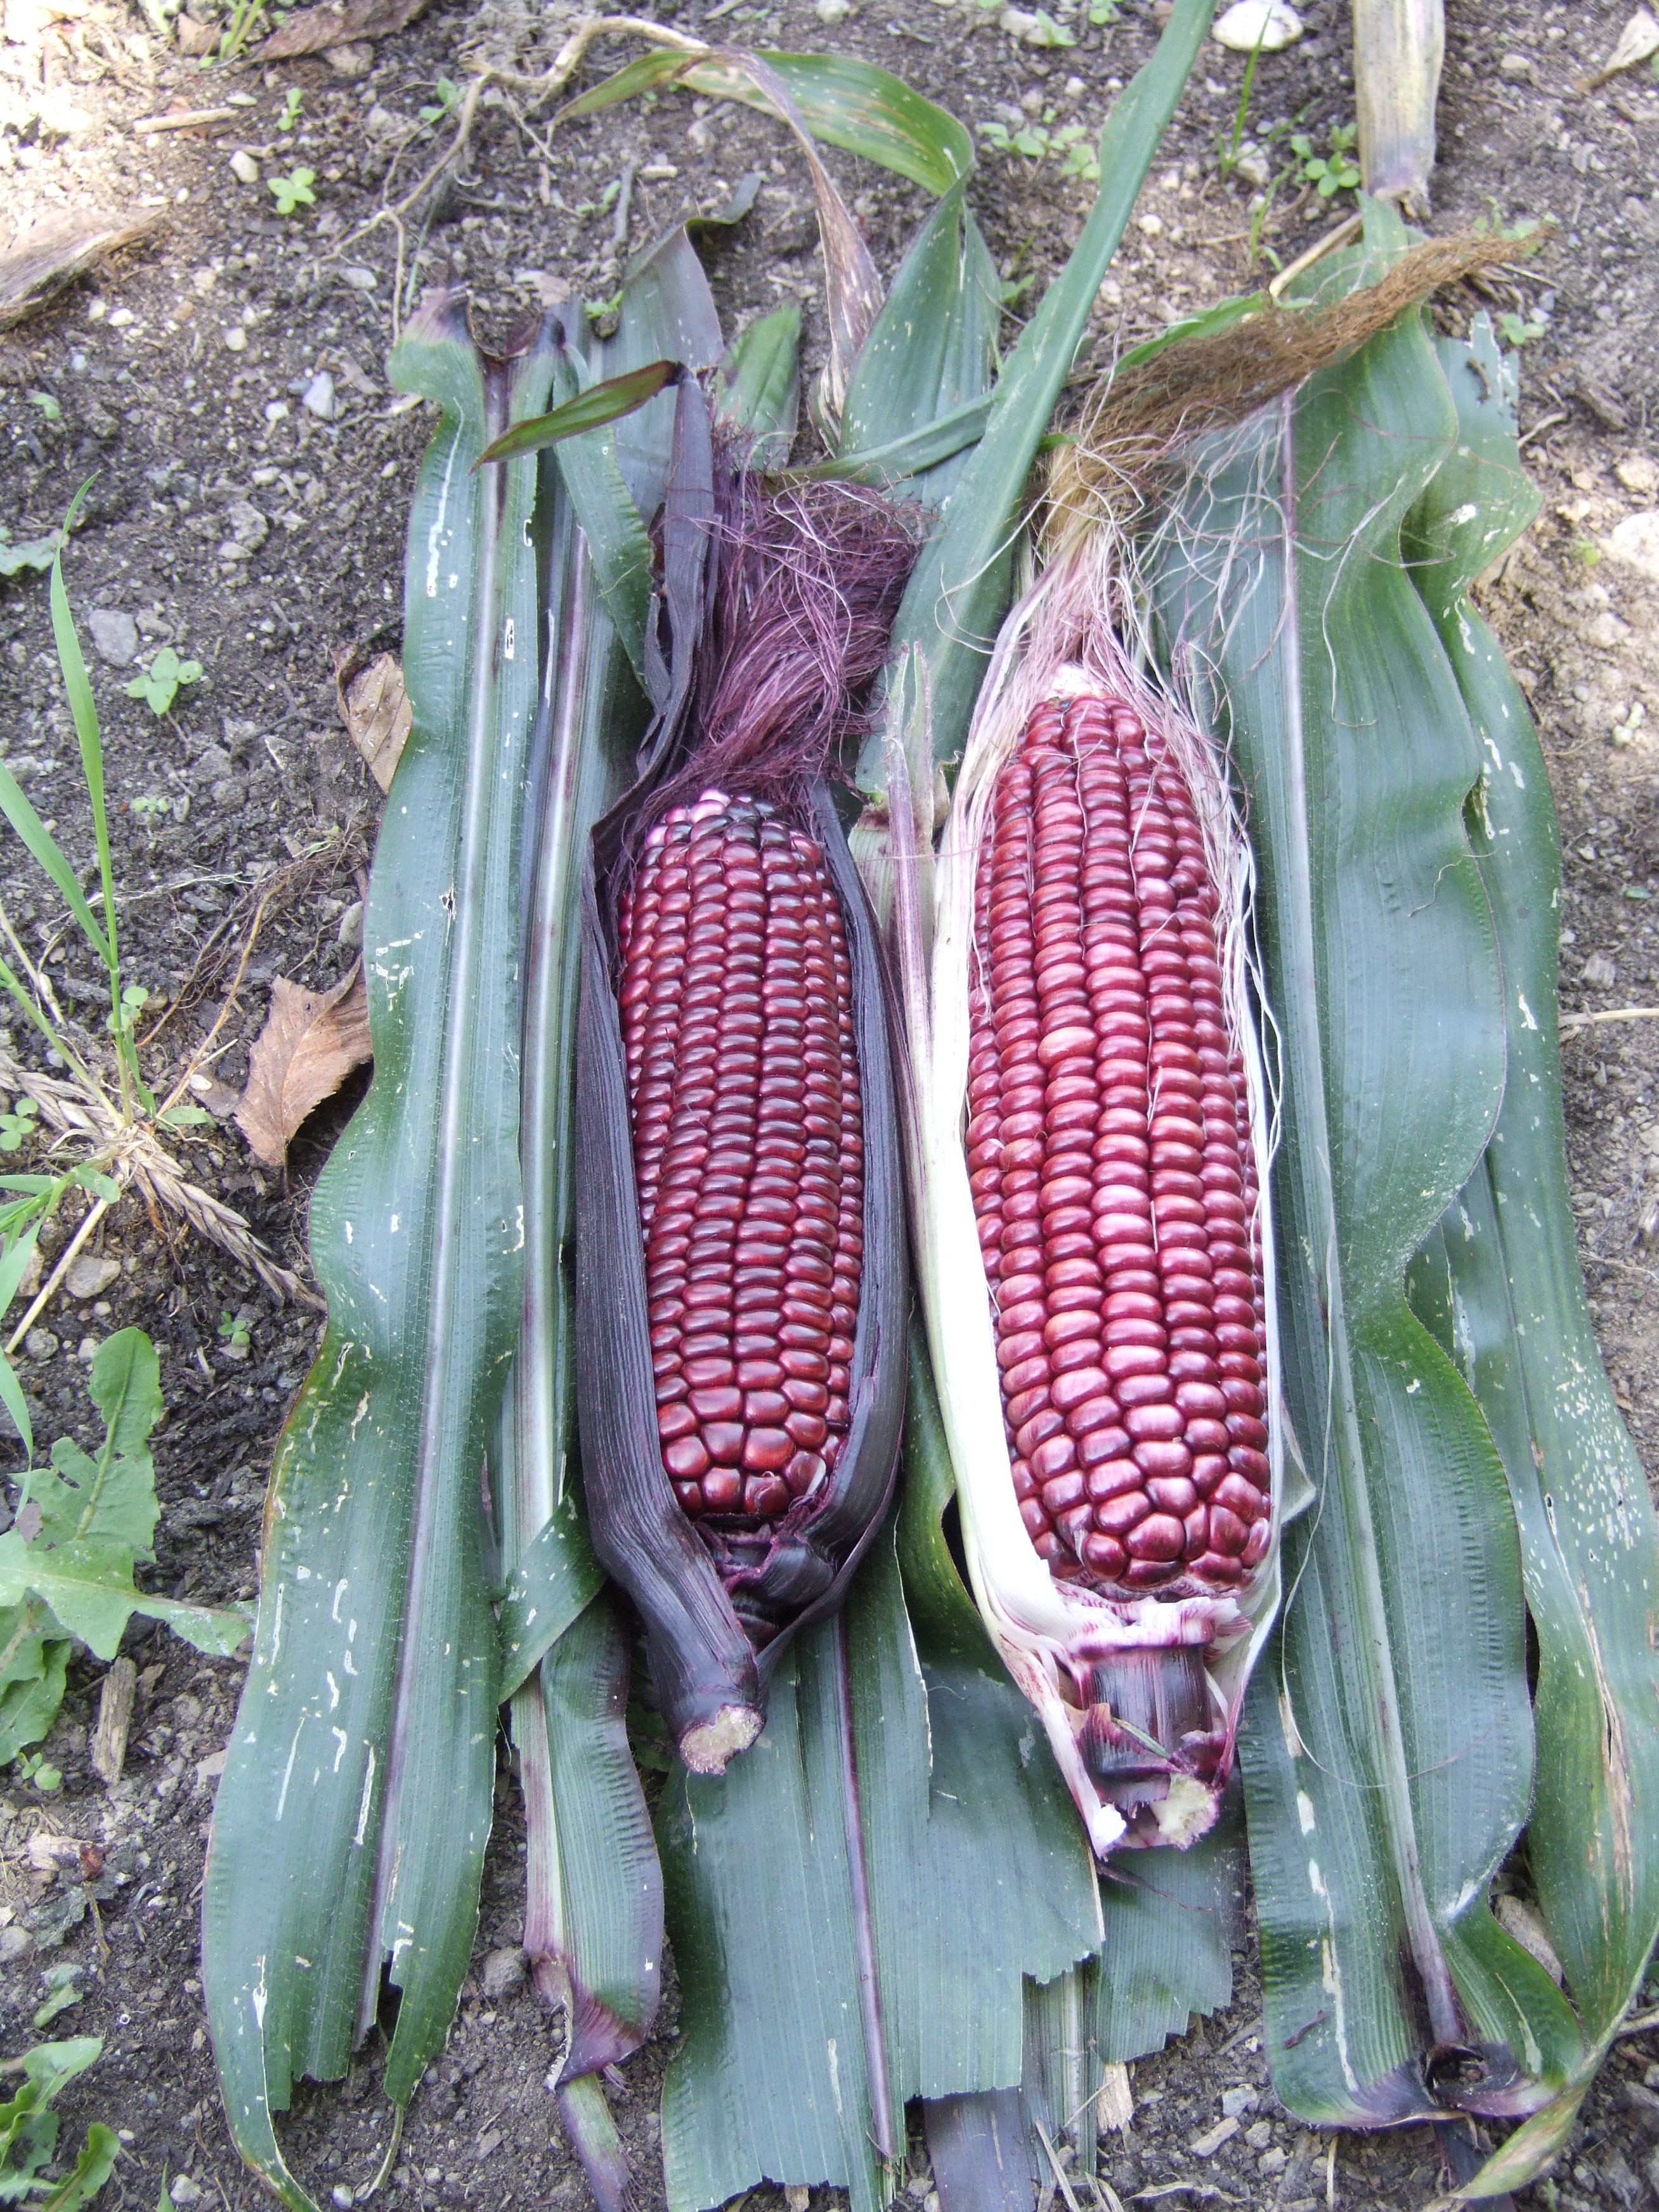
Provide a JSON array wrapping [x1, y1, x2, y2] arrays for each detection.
[[262, 0, 435, 62], [335, 649, 413, 793], [235, 965, 373, 1168], [0, 209, 164, 332]]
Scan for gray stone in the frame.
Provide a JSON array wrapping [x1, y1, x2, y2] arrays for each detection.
[[337, 900, 364, 951], [479, 1945, 523, 2000], [64, 1254, 120, 1303], [86, 608, 138, 666], [194, 742, 233, 781], [302, 372, 337, 421], [229, 149, 260, 185], [25, 1329, 58, 1363], [209, 776, 247, 809], [169, 2180, 203, 2207], [0, 1925, 30, 1962]]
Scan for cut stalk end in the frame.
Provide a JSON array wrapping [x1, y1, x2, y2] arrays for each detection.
[[680, 1703, 765, 1776]]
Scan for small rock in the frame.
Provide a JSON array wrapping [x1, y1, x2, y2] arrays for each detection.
[[25, 1329, 59, 1363], [1604, 511, 1659, 583], [0, 1926, 31, 1963], [339, 264, 378, 290], [324, 39, 373, 74], [1190, 2115, 1240, 2157], [815, 0, 851, 18], [337, 901, 365, 951], [1583, 951, 1618, 989], [195, 1750, 228, 1789], [1617, 453, 1659, 498], [1212, 0, 1301, 51], [1499, 51, 1534, 76], [1221, 2084, 1259, 2118], [195, 741, 233, 780], [1258, 2145, 1287, 2173], [65, 1254, 120, 1303], [1234, 146, 1272, 188], [363, 105, 402, 140], [474, 2129, 502, 2162], [302, 372, 337, 422], [1137, 212, 1164, 236], [479, 1946, 523, 2000], [210, 777, 248, 809], [222, 325, 247, 353], [76, 1336, 99, 1365], [330, 2190, 353, 2211], [1244, 2118, 1273, 2148], [169, 2180, 202, 2207], [86, 608, 138, 666], [230, 149, 261, 185]]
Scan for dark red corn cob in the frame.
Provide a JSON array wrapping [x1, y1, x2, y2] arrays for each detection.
[[967, 691, 1271, 1604], [575, 381, 910, 1774], [616, 789, 864, 1526]]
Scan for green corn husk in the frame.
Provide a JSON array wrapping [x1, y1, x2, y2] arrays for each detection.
[[1142, 203, 1659, 2178]]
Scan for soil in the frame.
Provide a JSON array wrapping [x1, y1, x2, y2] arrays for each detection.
[[0, 0, 1655, 2207]]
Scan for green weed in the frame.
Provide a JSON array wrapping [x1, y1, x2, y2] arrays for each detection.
[[268, 167, 316, 216], [123, 645, 202, 717]]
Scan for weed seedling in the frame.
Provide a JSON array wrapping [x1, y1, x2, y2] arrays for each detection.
[[123, 644, 202, 717], [218, 1310, 251, 1351], [1218, 15, 1271, 181], [0, 1098, 38, 1154], [1498, 309, 1547, 348], [1290, 121, 1360, 198], [276, 86, 303, 131], [419, 76, 460, 124], [268, 166, 316, 216]]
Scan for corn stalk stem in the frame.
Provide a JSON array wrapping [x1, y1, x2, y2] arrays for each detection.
[[1352, 0, 1444, 215], [834, 1606, 895, 2163]]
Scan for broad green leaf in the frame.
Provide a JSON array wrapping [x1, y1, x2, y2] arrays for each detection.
[[204, 298, 557, 2210], [857, 0, 1216, 789], [0, 1608, 70, 1765], [561, 46, 973, 198], [547, 386, 656, 693], [16, 2040, 102, 2106], [37, 2124, 117, 2212], [0, 1332, 244, 1663], [1402, 316, 1659, 2192], [474, 358, 678, 471], [1147, 220, 1578, 2126], [713, 302, 802, 469], [837, 182, 1000, 505]]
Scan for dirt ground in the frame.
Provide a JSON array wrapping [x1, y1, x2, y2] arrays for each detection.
[[0, 0, 1655, 2205]]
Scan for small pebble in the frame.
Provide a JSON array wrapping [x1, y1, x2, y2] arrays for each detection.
[[25, 1329, 58, 1363], [479, 1946, 524, 2000], [87, 607, 138, 666], [64, 1254, 120, 1302], [222, 326, 247, 353], [303, 371, 337, 420], [77, 1336, 100, 1365], [230, 149, 260, 185], [337, 900, 365, 950]]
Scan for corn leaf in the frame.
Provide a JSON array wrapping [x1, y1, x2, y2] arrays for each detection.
[[203, 299, 556, 2209], [559, 46, 973, 197], [836, 180, 1000, 504], [501, 230, 731, 2095], [1146, 215, 1582, 2128], [856, 0, 1216, 793], [474, 357, 678, 471], [1402, 318, 1659, 2192], [658, 1338, 1101, 2212], [713, 301, 802, 468]]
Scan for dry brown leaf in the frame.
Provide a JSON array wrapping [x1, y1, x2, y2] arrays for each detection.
[[1578, 6, 1659, 88], [335, 648, 413, 793], [263, 0, 432, 60], [236, 965, 373, 1168], [0, 209, 164, 332]]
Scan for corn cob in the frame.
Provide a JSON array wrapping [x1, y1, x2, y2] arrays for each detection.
[[968, 692, 1272, 1597], [616, 788, 864, 1532], [880, 533, 1281, 1856], [576, 383, 911, 1773]]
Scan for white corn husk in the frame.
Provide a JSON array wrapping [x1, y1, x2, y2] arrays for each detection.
[[880, 525, 1290, 1857]]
